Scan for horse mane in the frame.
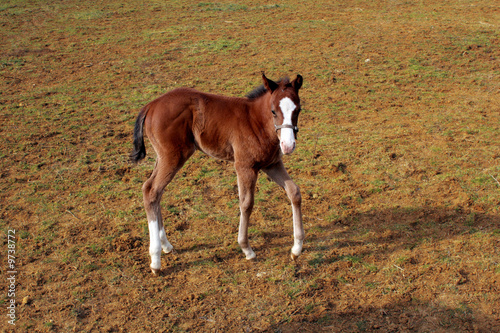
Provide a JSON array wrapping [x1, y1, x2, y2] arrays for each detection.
[[245, 85, 267, 100], [245, 77, 290, 100]]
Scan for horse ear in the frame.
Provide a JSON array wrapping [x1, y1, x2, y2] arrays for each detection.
[[292, 74, 303, 91], [262, 72, 278, 92]]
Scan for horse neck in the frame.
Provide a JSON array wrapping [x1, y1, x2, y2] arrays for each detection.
[[248, 93, 275, 134]]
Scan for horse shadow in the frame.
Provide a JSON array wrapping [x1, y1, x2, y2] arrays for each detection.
[[152, 205, 499, 276], [304, 206, 499, 256]]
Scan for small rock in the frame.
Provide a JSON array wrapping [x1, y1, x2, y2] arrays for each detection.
[[22, 296, 31, 306]]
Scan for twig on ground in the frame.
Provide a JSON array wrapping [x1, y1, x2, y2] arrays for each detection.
[[490, 174, 500, 187], [66, 209, 80, 221], [393, 264, 404, 271]]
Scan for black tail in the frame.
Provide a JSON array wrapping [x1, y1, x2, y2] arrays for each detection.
[[130, 106, 148, 163]]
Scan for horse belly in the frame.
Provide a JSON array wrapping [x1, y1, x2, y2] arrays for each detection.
[[195, 136, 235, 161]]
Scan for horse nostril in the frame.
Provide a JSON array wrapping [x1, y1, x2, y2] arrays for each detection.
[[280, 142, 295, 155]]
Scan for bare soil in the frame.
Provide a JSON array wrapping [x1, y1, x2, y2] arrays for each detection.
[[1, 0, 499, 332]]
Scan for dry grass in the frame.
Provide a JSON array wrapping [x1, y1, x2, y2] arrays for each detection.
[[1, 0, 499, 331]]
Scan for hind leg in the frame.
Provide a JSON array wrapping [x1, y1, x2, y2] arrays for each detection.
[[142, 150, 193, 274], [143, 164, 176, 274]]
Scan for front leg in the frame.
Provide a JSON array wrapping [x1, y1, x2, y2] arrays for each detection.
[[235, 164, 258, 260], [263, 160, 305, 260]]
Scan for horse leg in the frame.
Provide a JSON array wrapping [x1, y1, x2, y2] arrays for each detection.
[[142, 152, 192, 274], [263, 161, 304, 260], [235, 164, 258, 260], [158, 220, 173, 254]]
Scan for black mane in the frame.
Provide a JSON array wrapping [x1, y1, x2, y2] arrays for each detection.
[[245, 85, 268, 100], [245, 77, 290, 100]]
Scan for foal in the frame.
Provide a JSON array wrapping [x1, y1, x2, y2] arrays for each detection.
[[131, 73, 305, 274]]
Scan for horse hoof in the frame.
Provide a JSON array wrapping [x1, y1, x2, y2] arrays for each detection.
[[290, 253, 299, 261], [151, 268, 161, 275], [163, 247, 175, 254], [242, 247, 256, 260]]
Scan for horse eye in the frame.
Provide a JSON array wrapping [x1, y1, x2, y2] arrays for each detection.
[[271, 109, 276, 116]]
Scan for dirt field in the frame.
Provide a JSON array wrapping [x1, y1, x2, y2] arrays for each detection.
[[1, 0, 499, 332]]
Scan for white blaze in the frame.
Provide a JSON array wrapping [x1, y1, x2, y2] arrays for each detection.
[[279, 97, 297, 154]]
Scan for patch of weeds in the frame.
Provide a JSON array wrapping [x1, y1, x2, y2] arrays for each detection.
[[87, 244, 104, 256], [220, 276, 238, 286], [141, 223, 148, 237], [72, 288, 96, 303], [248, 227, 263, 237], [1, 57, 25, 68], [356, 320, 368, 331], [166, 205, 180, 215], [112, 260, 124, 269], [72, 10, 107, 20], [196, 211, 209, 219], [304, 302, 318, 313], [308, 253, 325, 268], [363, 263, 378, 272], [196, 3, 248, 12], [285, 280, 303, 299], [396, 256, 409, 265], [342, 255, 362, 264], [456, 302, 473, 317], [438, 253, 456, 265], [83, 262, 99, 272], [464, 212, 476, 227], [42, 257, 56, 265], [42, 219, 57, 231], [43, 321, 55, 329], [286, 288, 301, 299], [189, 38, 242, 55], [192, 259, 216, 268], [62, 247, 81, 264], [255, 4, 282, 11]]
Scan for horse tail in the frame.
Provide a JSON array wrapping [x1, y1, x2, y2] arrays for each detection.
[[130, 105, 149, 163]]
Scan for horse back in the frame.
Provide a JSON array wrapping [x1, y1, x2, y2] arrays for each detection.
[[144, 87, 279, 165]]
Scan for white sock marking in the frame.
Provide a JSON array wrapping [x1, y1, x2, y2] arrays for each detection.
[[159, 228, 173, 253], [291, 203, 304, 256], [148, 220, 162, 270]]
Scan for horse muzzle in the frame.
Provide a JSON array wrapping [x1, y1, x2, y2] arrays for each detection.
[[280, 140, 296, 155], [275, 124, 298, 155]]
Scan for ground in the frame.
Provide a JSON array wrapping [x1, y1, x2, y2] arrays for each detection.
[[1, 0, 499, 332]]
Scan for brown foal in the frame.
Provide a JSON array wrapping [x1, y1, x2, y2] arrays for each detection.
[[131, 73, 305, 274]]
